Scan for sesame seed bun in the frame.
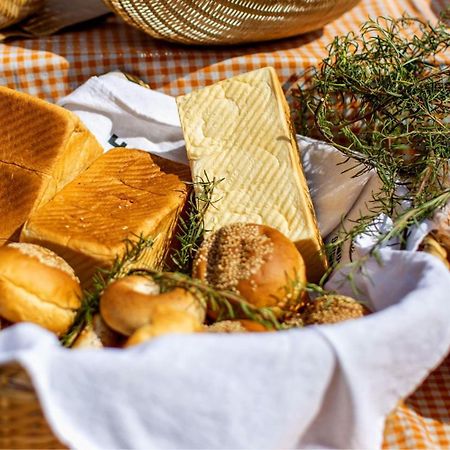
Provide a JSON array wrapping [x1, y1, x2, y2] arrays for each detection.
[[100, 275, 205, 336], [0, 243, 81, 335], [193, 223, 307, 310], [302, 295, 367, 325]]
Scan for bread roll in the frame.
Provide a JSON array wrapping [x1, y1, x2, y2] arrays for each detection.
[[72, 314, 124, 349], [206, 319, 268, 333], [193, 223, 307, 310], [0, 243, 81, 335], [0, 86, 103, 245], [125, 312, 201, 347], [302, 295, 367, 325], [21, 149, 190, 286], [100, 275, 205, 336]]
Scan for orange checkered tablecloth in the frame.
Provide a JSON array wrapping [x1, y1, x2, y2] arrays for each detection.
[[0, 0, 449, 448]]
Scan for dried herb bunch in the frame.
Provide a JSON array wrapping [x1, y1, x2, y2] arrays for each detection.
[[294, 15, 450, 255]]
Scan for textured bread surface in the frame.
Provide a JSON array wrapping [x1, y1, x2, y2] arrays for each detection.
[[193, 223, 306, 309], [0, 244, 81, 335], [177, 67, 327, 282], [0, 86, 103, 245], [21, 148, 190, 286]]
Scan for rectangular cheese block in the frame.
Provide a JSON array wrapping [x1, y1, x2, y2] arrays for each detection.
[[177, 67, 327, 282], [0, 86, 103, 244], [21, 148, 190, 286]]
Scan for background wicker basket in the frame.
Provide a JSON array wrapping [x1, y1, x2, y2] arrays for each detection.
[[0, 0, 44, 29], [102, 0, 361, 45]]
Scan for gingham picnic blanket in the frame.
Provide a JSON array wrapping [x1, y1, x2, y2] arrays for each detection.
[[0, 0, 449, 447]]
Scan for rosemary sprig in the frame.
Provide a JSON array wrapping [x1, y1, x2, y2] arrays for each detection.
[[170, 174, 223, 274], [293, 14, 450, 264], [128, 268, 282, 330], [60, 234, 154, 347]]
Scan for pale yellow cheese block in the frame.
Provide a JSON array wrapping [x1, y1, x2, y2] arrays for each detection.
[[177, 67, 327, 282]]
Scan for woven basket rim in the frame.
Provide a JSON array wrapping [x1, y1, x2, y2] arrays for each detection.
[[102, 0, 361, 45]]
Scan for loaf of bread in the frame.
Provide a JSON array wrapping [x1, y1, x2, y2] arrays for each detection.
[[21, 148, 190, 286], [0, 86, 103, 245], [177, 67, 327, 282]]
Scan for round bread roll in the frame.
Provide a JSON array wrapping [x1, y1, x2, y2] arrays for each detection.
[[302, 295, 367, 325], [193, 223, 307, 310], [206, 319, 268, 333], [0, 243, 81, 335], [72, 314, 124, 349], [100, 275, 205, 336], [125, 311, 201, 347]]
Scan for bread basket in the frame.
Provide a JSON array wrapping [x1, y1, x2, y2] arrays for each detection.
[[0, 0, 43, 29], [0, 363, 63, 449], [101, 0, 361, 45]]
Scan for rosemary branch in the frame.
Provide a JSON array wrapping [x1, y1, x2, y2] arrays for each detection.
[[128, 268, 282, 330], [60, 234, 154, 347], [170, 174, 223, 274], [293, 14, 450, 265]]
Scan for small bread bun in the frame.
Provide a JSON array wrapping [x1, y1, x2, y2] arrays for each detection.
[[420, 234, 450, 269], [72, 314, 124, 349], [206, 319, 268, 333], [193, 223, 307, 310], [125, 311, 201, 347], [0, 243, 81, 335], [302, 295, 367, 325], [100, 275, 205, 336]]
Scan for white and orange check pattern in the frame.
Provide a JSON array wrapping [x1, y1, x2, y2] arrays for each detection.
[[0, 0, 449, 447]]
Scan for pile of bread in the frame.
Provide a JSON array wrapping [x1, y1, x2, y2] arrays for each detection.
[[0, 67, 367, 349]]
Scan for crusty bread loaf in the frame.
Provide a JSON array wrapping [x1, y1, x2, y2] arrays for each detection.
[[177, 67, 327, 282], [0, 86, 103, 245], [21, 148, 190, 286], [0, 243, 81, 335]]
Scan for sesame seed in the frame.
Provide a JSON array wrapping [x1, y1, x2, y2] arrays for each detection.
[[302, 295, 366, 325]]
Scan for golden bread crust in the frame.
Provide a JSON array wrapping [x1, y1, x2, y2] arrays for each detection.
[[193, 223, 306, 309], [0, 86, 103, 244], [21, 148, 190, 285], [8, 242, 78, 280], [100, 275, 205, 336], [302, 295, 366, 325], [125, 312, 201, 347], [206, 319, 268, 333], [0, 244, 82, 335]]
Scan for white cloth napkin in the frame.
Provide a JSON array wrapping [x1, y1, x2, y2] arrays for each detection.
[[0, 74, 448, 450]]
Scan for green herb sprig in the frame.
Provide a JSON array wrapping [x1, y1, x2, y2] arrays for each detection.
[[129, 268, 282, 330], [60, 234, 154, 347], [170, 174, 223, 274], [294, 14, 450, 260]]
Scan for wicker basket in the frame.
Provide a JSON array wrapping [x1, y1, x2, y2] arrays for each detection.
[[0, 363, 64, 449], [102, 0, 361, 45], [0, 0, 44, 29]]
